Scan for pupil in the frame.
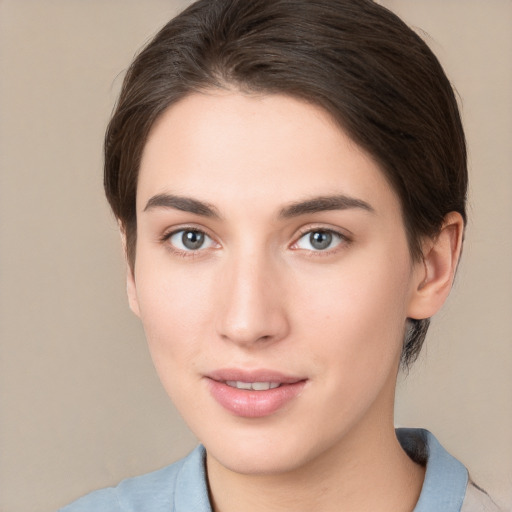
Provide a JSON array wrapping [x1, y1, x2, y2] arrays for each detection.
[[182, 231, 204, 250], [310, 231, 332, 250]]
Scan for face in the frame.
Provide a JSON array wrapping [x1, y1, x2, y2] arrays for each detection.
[[129, 91, 424, 475]]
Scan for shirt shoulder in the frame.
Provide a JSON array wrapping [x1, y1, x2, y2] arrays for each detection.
[[58, 486, 120, 512], [58, 448, 196, 512], [461, 481, 503, 512]]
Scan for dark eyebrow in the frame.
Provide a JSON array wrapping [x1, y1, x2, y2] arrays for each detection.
[[279, 195, 375, 218], [143, 194, 221, 218]]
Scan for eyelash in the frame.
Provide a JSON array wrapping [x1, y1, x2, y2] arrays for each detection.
[[160, 226, 351, 258]]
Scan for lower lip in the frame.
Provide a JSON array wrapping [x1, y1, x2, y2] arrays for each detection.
[[207, 379, 306, 418]]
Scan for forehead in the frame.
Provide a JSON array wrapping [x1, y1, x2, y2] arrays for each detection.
[[137, 90, 399, 219]]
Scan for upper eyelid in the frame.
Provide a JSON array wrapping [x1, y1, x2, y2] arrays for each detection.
[[161, 224, 215, 241], [293, 224, 352, 241]]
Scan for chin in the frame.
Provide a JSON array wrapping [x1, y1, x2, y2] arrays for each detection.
[[201, 419, 335, 477], [209, 443, 311, 476]]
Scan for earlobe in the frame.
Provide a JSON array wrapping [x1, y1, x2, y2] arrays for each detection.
[[407, 212, 464, 320]]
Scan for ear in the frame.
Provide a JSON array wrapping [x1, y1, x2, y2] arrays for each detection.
[[126, 263, 141, 318], [407, 212, 464, 320], [120, 228, 141, 318]]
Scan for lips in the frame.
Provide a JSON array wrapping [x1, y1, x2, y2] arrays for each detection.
[[206, 369, 307, 418]]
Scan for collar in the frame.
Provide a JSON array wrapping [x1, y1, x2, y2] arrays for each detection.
[[397, 428, 468, 512], [173, 444, 211, 511]]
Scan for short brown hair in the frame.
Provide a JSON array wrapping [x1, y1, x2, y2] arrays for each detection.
[[104, 0, 467, 367]]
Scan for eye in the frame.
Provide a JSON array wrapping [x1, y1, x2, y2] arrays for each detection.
[[293, 229, 346, 252], [167, 229, 216, 252]]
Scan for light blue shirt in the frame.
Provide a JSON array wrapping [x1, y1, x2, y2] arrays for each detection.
[[59, 429, 499, 511]]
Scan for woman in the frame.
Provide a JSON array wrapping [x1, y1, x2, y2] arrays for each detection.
[[61, 0, 500, 510]]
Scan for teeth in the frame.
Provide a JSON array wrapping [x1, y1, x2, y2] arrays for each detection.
[[225, 381, 280, 391], [252, 382, 280, 391]]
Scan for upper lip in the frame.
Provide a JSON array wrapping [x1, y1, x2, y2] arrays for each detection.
[[206, 368, 305, 384]]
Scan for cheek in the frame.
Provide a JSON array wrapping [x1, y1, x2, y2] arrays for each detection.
[[291, 252, 411, 371], [133, 260, 216, 374]]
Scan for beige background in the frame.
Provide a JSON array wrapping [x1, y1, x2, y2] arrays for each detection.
[[0, 1, 510, 511]]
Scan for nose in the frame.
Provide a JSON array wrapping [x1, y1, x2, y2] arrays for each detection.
[[215, 251, 290, 348]]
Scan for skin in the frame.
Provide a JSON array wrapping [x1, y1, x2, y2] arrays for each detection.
[[127, 90, 463, 512]]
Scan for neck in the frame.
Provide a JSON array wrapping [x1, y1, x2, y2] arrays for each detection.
[[206, 405, 425, 512]]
